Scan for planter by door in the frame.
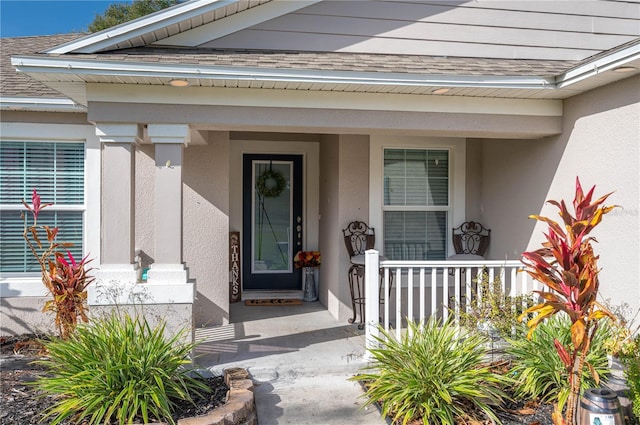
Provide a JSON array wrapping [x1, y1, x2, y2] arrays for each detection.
[[303, 267, 318, 302]]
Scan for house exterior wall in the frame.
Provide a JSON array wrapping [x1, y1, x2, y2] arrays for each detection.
[[319, 134, 340, 317], [481, 75, 640, 318], [184, 131, 230, 327], [318, 134, 371, 323], [132, 131, 231, 328], [200, 1, 639, 60]]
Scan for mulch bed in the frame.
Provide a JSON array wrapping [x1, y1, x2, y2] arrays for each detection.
[[0, 335, 228, 425]]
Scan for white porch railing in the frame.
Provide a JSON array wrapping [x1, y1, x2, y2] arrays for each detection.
[[363, 249, 540, 355]]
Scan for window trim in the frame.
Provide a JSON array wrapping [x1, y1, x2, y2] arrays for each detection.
[[369, 136, 466, 259]]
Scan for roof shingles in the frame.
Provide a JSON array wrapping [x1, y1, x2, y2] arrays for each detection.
[[1, 34, 86, 98], [3, 35, 581, 99]]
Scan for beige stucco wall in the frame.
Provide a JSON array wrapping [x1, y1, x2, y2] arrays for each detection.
[[0, 297, 57, 336], [184, 131, 230, 327], [318, 134, 371, 323], [134, 131, 231, 328], [480, 75, 640, 318]]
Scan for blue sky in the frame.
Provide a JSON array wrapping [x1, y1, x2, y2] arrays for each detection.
[[1, 1, 132, 37]]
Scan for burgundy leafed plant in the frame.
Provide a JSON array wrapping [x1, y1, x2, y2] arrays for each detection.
[[22, 189, 94, 339], [520, 177, 617, 425]]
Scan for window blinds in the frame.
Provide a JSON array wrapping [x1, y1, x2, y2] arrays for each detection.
[[0, 141, 85, 273], [383, 149, 449, 261]]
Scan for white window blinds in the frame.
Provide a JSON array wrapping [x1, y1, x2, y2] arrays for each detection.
[[383, 149, 449, 260], [0, 141, 85, 273]]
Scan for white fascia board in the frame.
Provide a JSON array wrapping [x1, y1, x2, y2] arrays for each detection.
[[45, 0, 239, 54], [0, 96, 86, 112], [556, 42, 640, 88], [156, 0, 322, 47], [11, 56, 555, 90]]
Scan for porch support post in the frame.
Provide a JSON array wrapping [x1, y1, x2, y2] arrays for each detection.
[[364, 249, 380, 361], [146, 124, 189, 284], [95, 123, 141, 284]]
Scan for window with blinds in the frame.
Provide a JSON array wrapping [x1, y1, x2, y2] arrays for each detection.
[[0, 141, 85, 273], [383, 149, 449, 260]]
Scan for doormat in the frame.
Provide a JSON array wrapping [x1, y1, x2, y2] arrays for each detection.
[[245, 299, 303, 306]]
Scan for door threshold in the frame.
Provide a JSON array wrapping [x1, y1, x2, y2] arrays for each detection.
[[242, 290, 303, 300]]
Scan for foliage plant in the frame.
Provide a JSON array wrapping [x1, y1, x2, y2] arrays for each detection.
[[457, 271, 534, 339], [507, 313, 610, 409], [34, 313, 209, 425], [621, 334, 640, 420], [22, 189, 94, 339], [352, 317, 510, 425], [89, 0, 183, 32], [520, 177, 617, 425]]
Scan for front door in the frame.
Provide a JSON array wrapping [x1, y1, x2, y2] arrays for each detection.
[[242, 154, 303, 290]]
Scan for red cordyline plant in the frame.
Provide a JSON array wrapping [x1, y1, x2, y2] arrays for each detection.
[[520, 177, 618, 425], [22, 189, 94, 340]]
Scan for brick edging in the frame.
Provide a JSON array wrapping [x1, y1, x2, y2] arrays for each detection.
[[178, 368, 257, 425]]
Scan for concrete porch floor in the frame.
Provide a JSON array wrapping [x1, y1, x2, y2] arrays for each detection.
[[194, 301, 384, 424]]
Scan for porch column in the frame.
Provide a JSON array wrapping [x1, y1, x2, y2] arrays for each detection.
[[146, 124, 189, 284], [95, 123, 141, 284]]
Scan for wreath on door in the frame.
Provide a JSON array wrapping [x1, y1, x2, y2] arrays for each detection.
[[256, 168, 286, 198]]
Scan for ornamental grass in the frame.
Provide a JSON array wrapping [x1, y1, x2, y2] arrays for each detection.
[[353, 317, 510, 425], [34, 313, 209, 425]]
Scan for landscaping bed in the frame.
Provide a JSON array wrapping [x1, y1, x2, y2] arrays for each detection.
[[0, 335, 228, 425]]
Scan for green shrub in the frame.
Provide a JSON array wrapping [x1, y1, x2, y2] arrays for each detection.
[[34, 313, 209, 425], [352, 317, 510, 425], [621, 334, 640, 421], [457, 271, 534, 339], [506, 313, 610, 410]]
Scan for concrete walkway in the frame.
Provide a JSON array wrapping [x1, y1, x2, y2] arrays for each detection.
[[194, 302, 384, 425]]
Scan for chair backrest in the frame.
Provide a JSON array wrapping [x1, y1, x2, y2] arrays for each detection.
[[343, 220, 375, 257], [452, 221, 490, 256]]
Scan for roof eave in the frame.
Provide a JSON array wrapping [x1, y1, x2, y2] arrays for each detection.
[[45, 0, 239, 54], [44, 0, 322, 55], [0, 96, 87, 113], [11, 55, 556, 91], [556, 40, 640, 88]]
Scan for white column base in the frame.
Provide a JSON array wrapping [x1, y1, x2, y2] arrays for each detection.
[[96, 264, 138, 285], [147, 264, 188, 285], [88, 281, 194, 305]]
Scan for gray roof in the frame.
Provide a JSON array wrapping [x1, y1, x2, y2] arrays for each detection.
[[54, 46, 576, 77], [1, 34, 85, 98], [3, 33, 580, 99]]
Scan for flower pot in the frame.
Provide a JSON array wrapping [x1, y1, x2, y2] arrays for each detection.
[[302, 267, 318, 302]]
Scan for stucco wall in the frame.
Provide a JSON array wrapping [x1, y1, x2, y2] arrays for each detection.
[[481, 75, 640, 318], [318, 134, 371, 323], [1, 297, 56, 336], [134, 131, 231, 328], [184, 131, 230, 327]]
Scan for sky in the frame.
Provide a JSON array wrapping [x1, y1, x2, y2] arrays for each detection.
[[1, 1, 132, 37]]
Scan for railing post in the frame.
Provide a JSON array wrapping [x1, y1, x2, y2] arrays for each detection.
[[364, 249, 380, 361]]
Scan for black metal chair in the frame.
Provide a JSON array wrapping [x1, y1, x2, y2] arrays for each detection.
[[342, 220, 392, 329], [451, 221, 491, 257]]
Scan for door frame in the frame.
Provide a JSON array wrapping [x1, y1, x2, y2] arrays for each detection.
[[242, 154, 303, 290], [228, 138, 320, 295]]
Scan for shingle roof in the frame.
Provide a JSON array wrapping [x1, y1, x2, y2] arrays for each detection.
[[44, 46, 578, 77], [1, 34, 85, 98]]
